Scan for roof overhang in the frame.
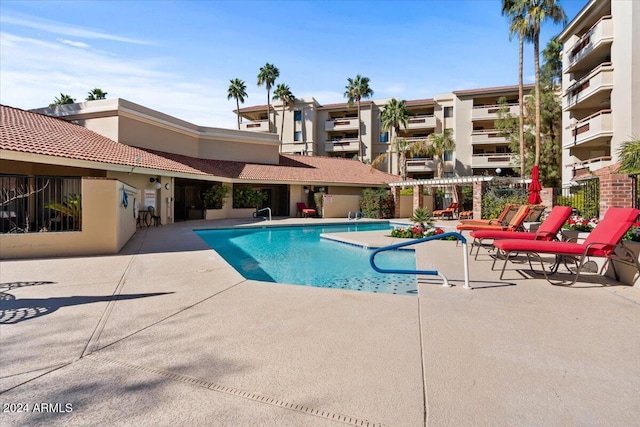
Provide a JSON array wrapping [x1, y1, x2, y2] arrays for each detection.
[[389, 176, 531, 187]]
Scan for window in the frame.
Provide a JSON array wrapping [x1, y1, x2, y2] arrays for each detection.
[[443, 151, 453, 161], [294, 131, 302, 141], [380, 132, 389, 143], [294, 110, 302, 121], [444, 106, 453, 118]]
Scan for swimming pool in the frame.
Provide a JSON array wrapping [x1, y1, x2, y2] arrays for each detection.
[[195, 222, 417, 295]]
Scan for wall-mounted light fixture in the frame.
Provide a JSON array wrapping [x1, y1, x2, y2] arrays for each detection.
[[149, 177, 162, 190], [495, 168, 502, 176], [303, 186, 309, 194], [165, 183, 171, 191]]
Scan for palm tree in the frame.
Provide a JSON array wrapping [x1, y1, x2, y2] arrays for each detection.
[[616, 137, 640, 174], [86, 88, 107, 101], [522, 0, 566, 166], [257, 63, 280, 132], [344, 74, 374, 161], [227, 78, 248, 130], [380, 98, 410, 177], [49, 93, 76, 106], [502, 0, 531, 177], [427, 129, 456, 179], [272, 83, 295, 147]]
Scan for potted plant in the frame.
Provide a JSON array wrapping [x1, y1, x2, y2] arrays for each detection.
[[561, 215, 598, 243]]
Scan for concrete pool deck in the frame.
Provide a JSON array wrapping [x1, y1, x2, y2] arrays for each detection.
[[1, 218, 639, 426]]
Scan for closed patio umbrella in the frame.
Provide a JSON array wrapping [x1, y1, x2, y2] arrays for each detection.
[[527, 165, 542, 204]]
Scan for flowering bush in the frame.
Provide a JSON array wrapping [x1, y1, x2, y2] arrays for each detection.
[[563, 216, 599, 232], [391, 226, 446, 239], [623, 223, 640, 242]]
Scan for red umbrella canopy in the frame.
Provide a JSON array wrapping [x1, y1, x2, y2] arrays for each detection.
[[528, 165, 542, 204]]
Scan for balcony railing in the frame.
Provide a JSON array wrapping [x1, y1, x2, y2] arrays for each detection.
[[281, 141, 311, 155], [406, 157, 436, 172], [564, 15, 613, 72], [471, 153, 514, 168], [240, 120, 269, 132], [470, 130, 508, 144], [472, 104, 519, 120], [325, 117, 359, 131], [1, 175, 82, 234], [567, 156, 612, 177], [564, 109, 612, 148], [563, 63, 613, 110], [407, 115, 437, 129], [324, 139, 360, 152]]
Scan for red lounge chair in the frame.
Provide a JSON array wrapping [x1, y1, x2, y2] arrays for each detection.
[[493, 207, 640, 286], [296, 202, 316, 218], [457, 204, 520, 227], [456, 205, 530, 232], [469, 206, 572, 259], [433, 202, 458, 219]]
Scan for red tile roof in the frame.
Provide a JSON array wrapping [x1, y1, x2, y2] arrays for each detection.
[[1, 105, 397, 186]]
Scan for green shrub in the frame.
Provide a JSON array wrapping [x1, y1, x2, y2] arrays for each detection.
[[481, 185, 528, 219], [202, 184, 229, 209], [399, 187, 413, 195], [360, 188, 395, 219], [233, 186, 267, 209], [313, 192, 324, 216]]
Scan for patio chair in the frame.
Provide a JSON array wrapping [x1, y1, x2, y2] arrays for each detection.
[[456, 205, 530, 232], [457, 204, 520, 227], [296, 202, 316, 218], [469, 206, 572, 259], [458, 210, 473, 220], [492, 207, 640, 286], [524, 204, 546, 223], [148, 206, 161, 226], [433, 202, 458, 219]]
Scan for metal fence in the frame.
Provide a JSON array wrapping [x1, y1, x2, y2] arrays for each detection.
[[1, 175, 82, 233], [632, 174, 639, 209], [553, 178, 600, 219]]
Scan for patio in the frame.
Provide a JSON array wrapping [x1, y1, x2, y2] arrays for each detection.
[[1, 218, 639, 426]]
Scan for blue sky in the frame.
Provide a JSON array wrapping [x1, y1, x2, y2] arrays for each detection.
[[0, 0, 586, 129]]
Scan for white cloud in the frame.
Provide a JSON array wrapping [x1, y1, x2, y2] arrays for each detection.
[[0, 32, 237, 129], [1, 14, 151, 45], [58, 39, 90, 48]]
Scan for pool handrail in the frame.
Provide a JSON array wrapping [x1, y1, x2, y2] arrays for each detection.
[[369, 232, 471, 289], [253, 207, 272, 221]]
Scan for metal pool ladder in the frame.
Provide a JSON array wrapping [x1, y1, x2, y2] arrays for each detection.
[[369, 232, 471, 289], [253, 207, 272, 221], [348, 211, 364, 220]]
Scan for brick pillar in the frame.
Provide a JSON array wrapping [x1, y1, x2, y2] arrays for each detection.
[[540, 187, 553, 210], [596, 167, 634, 218], [413, 185, 424, 214], [472, 181, 484, 220], [391, 186, 401, 218]]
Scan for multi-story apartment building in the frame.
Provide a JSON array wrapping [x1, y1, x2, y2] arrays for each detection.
[[559, 0, 640, 186], [237, 85, 532, 179]]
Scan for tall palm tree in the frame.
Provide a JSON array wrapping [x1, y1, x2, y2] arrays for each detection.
[[344, 74, 374, 161], [49, 93, 75, 106], [257, 63, 280, 133], [616, 137, 640, 174], [380, 98, 410, 177], [86, 88, 107, 101], [427, 129, 456, 179], [272, 83, 295, 148], [523, 0, 566, 166], [502, 0, 531, 177], [227, 78, 248, 130]]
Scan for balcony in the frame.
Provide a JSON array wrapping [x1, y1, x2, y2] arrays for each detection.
[[472, 104, 519, 120], [406, 157, 436, 173], [471, 130, 508, 144], [407, 115, 437, 130], [563, 110, 613, 149], [471, 153, 514, 169], [281, 141, 312, 155], [567, 156, 613, 178], [240, 120, 269, 132], [325, 117, 359, 131], [563, 63, 613, 111], [564, 16, 613, 73], [324, 139, 360, 153]]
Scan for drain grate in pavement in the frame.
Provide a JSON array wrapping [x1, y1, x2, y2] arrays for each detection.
[[87, 354, 383, 427]]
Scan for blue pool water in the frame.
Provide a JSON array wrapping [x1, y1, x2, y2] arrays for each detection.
[[195, 222, 417, 295]]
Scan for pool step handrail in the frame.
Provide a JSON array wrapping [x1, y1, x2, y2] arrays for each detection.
[[253, 207, 272, 221], [369, 232, 471, 289], [348, 211, 365, 221]]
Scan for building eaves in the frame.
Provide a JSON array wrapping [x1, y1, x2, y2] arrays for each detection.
[[452, 84, 534, 96]]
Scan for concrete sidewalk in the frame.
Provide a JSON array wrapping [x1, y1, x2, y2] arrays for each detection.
[[1, 218, 639, 426]]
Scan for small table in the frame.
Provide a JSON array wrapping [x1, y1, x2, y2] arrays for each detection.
[[137, 210, 151, 227]]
